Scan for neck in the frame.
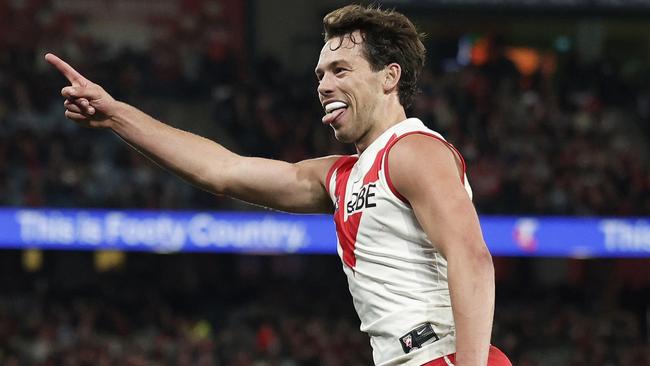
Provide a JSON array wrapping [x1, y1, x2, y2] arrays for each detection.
[[355, 107, 407, 154]]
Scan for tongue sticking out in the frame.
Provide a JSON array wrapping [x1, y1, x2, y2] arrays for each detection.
[[322, 108, 346, 125]]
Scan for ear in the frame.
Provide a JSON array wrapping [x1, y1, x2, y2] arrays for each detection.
[[383, 63, 401, 94]]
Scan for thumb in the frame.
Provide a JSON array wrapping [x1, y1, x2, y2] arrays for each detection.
[[61, 86, 80, 99], [61, 84, 105, 100]]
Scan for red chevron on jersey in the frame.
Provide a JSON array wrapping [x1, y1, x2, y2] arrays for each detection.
[[332, 156, 359, 268], [332, 135, 397, 269]]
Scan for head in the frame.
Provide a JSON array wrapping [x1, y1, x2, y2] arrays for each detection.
[[316, 5, 425, 146]]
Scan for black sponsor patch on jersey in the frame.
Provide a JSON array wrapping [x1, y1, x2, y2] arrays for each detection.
[[399, 323, 439, 354]]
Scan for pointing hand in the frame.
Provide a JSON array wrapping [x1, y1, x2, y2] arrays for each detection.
[[45, 53, 118, 128]]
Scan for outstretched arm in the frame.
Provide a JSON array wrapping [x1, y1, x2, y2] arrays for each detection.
[[388, 134, 494, 366], [45, 53, 337, 213]]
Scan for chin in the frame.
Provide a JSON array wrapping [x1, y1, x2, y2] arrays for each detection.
[[332, 127, 356, 144]]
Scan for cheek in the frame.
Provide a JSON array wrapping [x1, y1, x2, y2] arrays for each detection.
[[359, 77, 383, 103], [342, 74, 382, 113]]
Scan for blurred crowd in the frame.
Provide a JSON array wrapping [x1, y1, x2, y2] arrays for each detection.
[[0, 254, 648, 366], [413, 55, 650, 215], [1, 1, 649, 214], [0, 254, 372, 366]]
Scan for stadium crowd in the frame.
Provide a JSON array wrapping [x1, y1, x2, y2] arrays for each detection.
[[0, 254, 648, 366], [1, 0, 649, 215], [3, 50, 649, 214]]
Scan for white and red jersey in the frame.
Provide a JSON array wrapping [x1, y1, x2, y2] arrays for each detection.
[[325, 118, 472, 366]]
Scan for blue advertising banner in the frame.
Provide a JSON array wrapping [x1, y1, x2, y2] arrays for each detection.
[[0, 209, 333, 254], [0, 208, 648, 257], [481, 216, 650, 257]]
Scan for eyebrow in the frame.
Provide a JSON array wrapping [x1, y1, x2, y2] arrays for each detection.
[[315, 59, 351, 77]]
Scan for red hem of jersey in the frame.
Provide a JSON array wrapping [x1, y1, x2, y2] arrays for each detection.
[[420, 345, 512, 366], [383, 132, 467, 205]]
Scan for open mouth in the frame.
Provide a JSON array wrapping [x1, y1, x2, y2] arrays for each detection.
[[322, 101, 348, 125]]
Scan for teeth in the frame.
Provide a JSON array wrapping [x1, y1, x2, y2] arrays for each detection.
[[325, 101, 348, 114]]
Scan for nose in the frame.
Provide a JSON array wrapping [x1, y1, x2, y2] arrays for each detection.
[[317, 72, 334, 98]]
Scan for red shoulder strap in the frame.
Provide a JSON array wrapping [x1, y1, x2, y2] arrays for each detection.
[[325, 155, 358, 196], [382, 131, 467, 204]]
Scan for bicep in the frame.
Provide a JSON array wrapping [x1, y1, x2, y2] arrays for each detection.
[[216, 155, 339, 214], [388, 135, 486, 257]]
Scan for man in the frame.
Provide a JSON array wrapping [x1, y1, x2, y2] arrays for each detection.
[[46, 5, 511, 366]]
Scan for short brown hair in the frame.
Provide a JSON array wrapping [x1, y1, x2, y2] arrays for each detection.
[[323, 5, 425, 109]]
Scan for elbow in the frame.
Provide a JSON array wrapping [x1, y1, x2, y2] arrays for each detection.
[[447, 240, 495, 277], [197, 161, 236, 195], [189, 169, 228, 196], [206, 175, 230, 196], [471, 243, 495, 276], [475, 243, 494, 267]]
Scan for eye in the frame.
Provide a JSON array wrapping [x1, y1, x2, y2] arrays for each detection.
[[335, 67, 348, 75]]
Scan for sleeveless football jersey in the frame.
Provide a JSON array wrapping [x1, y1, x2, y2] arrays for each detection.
[[325, 118, 472, 366]]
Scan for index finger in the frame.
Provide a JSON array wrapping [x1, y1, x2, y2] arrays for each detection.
[[44, 53, 89, 86]]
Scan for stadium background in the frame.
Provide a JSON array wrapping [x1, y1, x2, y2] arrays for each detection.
[[0, 0, 649, 365]]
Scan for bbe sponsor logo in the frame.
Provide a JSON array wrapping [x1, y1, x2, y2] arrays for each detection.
[[346, 183, 377, 214]]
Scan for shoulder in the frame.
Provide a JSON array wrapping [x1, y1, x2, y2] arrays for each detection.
[[386, 133, 465, 202], [296, 154, 356, 186]]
